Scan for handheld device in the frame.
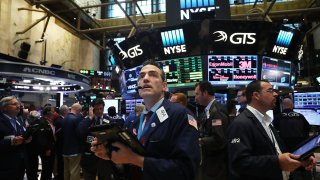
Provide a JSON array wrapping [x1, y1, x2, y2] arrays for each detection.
[[89, 124, 147, 158], [292, 134, 320, 160]]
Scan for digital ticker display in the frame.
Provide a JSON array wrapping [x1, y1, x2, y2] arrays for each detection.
[[261, 56, 291, 87], [157, 56, 203, 88], [208, 55, 258, 85]]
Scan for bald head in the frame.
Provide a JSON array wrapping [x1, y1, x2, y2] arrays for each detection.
[[282, 98, 294, 110], [71, 103, 82, 116]]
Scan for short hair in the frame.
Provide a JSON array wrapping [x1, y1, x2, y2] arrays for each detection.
[[59, 105, 69, 114], [237, 87, 246, 96], [142, 59, 166, 81], [0, 96, 18, 107], [42, 106, 53, 117], [108, 106, 117, 116], [91, 98, 105, 107], [195, 81, 215, 95], [245, 80, 269, 104], [172, 93, 188, 107], [135, 105, 145, 113], [30, 110, 40, 118]]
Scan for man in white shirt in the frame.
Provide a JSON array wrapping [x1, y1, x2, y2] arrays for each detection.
[[227, 80, 315, 180]]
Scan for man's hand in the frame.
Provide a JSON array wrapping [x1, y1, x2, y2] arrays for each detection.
[[301, 156, 316, 171], [278, 153, 301, 172], [111, 142, 144, 168], [24, 136, 32, 143], [12, 136, 24, 146]]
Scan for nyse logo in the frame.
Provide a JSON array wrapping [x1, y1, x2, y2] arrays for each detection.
[[212, 31, 256, 45], [161, 29, 187, 55], [119, 45, 143, 60], [272, 30, 293, 55], [180, 0, 218, 20]]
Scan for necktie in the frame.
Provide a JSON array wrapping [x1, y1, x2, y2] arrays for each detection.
[[10, 119, 17, 132], [95, 117, 101, 125], [140, 111, 153, 144], [143, 111, 153, 129]]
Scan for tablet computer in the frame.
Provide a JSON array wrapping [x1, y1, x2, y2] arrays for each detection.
[[89, 124, 147, 156], [292, 134, 320, 160]]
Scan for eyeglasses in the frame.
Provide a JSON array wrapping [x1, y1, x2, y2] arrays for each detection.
[[260, 88, 278, 94], [236, 95, 244, 98]]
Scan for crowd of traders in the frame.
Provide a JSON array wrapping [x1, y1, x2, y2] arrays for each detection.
[[0, 60, 317, 180]]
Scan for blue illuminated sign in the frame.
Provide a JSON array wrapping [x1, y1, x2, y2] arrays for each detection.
[[161, 29, 185, 47], [276, 30, 293, 47], [180, 0, 215, 8]]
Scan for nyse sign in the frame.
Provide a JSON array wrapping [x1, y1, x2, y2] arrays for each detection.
[[180, 7, 216, 20], [272, 45, 288, 55], [164, 45, 186, 55]]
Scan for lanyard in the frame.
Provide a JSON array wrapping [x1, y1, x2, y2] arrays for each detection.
[[137, 112, 156, 141]]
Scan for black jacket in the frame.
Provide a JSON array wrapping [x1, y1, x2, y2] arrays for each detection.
[[227, 108, 285, 180]]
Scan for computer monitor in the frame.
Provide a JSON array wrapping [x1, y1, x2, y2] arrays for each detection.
[[103, 99, 119, 114], [208, 55, 258, 86], [293, 109, 320, 126], [261, 56, 291, 87], [294, 92, 320, 109], [157, 56, 203, 88]]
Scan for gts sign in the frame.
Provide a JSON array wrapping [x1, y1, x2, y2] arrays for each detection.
[[212, 31, 256, 45], [115, 44, 143, 60]]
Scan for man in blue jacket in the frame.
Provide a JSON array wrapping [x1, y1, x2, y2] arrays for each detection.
[[91, 60, 200, 180], [227, 80, 315, 180], [0, 96, 32, 180]]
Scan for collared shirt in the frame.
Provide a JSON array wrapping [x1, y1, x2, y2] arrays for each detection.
[[204, 99, 215, 119], [247, 105, 289, 180], [141, 98, 164, 129]]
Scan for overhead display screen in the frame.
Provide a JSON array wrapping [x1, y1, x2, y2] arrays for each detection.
[[261, 56, 291, 87], [123, 65, 142, 94], [208, 55, 258, 85], [157, 56, 203, 88]]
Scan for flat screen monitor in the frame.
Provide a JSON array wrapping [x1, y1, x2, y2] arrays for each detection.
[[208, 55, 258, 86], [293, 109, 320, 126], [157, 56, 203, 88], [103, 99, 119, 114], [261, 56, 291, 87], [123, 65, 142, 94], [294, 92, 320, 109], [125, 99, 144, 114], [215, 93, 227, 105]]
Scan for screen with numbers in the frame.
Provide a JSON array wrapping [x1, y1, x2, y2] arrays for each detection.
[[207, 55, 258, 85], [157, 56, 203, 88]]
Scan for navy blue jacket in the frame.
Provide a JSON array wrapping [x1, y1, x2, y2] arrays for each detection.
[[0, 112, 26, 179], [126, 99, 200, 180], [227, 108, 285, 180], [62, 113, 83, 155]]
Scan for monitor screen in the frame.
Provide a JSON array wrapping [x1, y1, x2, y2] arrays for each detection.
[[294, 92, 320, 109], [261, 56, 291, 87], [157, 56, 203, 88], [215, 93, 227, 105], [293, 109, 320, 126], [103, 99, 119, 114], [125, 99, 144, 114], [123, 65, 142, 94], [208, 55, 258, 86]]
